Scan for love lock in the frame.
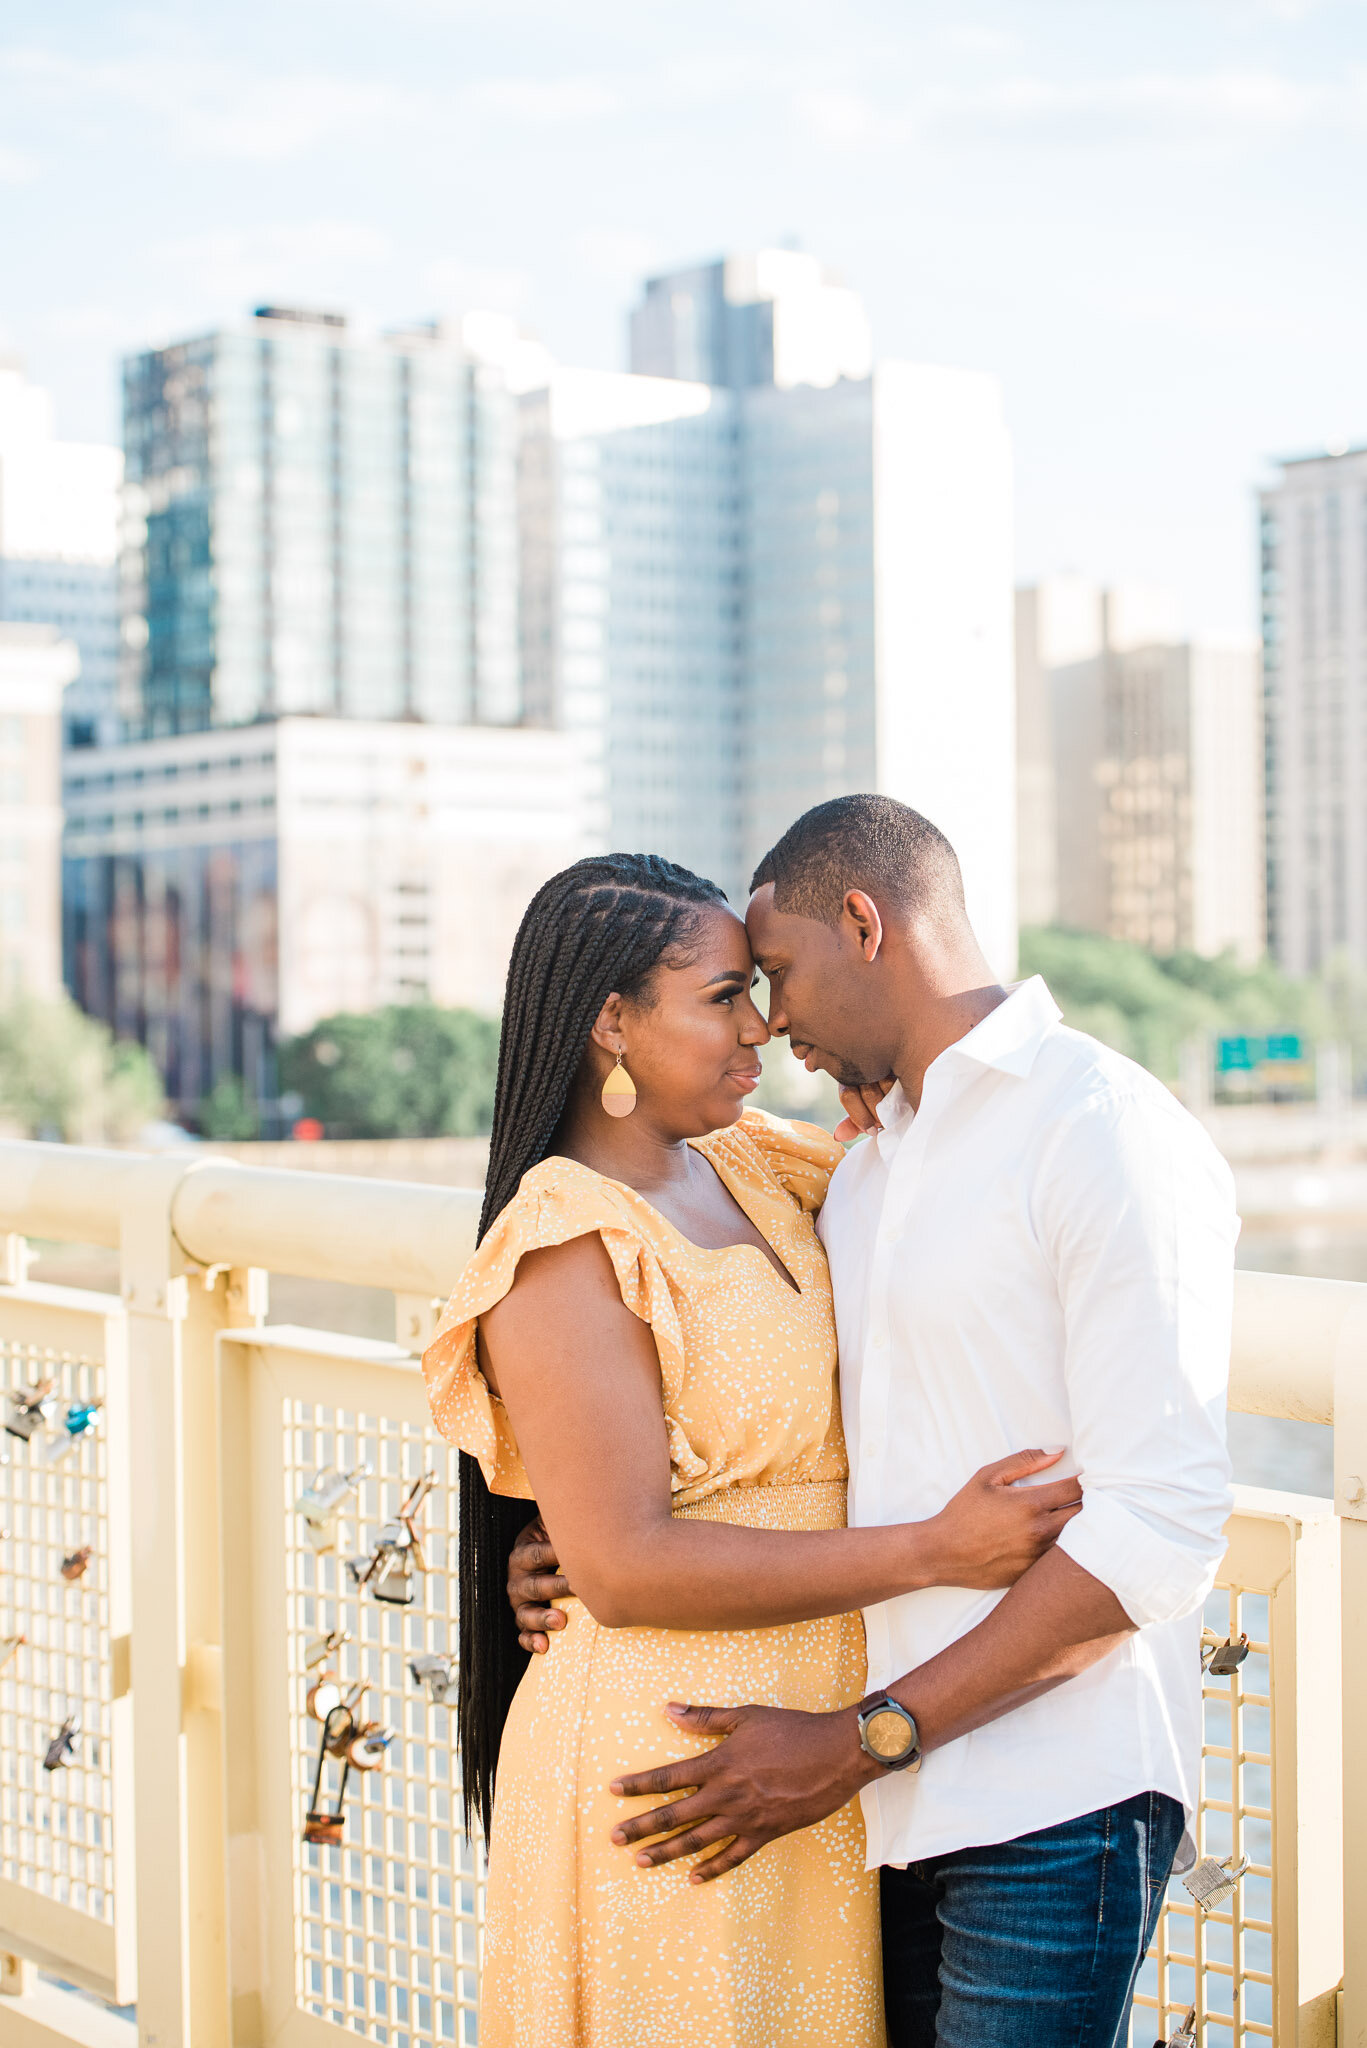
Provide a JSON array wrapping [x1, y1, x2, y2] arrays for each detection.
[[1201, 1630, 1250, 1676], [302, 1697, 394, 1847], [296, 1463, 370, 1555], [47, 1400, 102, 1464], [409, 1652, 455, 1705], [304, 1702, 355, 1847], [1183, 1853, 1250, 1913], [6, 1378, 56, 1443], [1153, 2008, 1196, 2048], [303, 1625, 351, 1673], [44, 1713, 80, 1772], [60, 1546, 93, 1584], [346, 1722, 395, 1771], [349, 1473, 436, 1606]]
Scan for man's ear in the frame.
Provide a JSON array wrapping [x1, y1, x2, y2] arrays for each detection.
[[589, 992, 626, 1055], [843, 890, 884, 963]]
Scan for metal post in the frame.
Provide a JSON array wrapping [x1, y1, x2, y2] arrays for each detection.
[[1334, 1287, 1367, 2047], [119, 1159, 265, 2048]]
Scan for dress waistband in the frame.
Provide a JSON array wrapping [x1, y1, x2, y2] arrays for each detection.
[[671, 1476, 847, 1533]]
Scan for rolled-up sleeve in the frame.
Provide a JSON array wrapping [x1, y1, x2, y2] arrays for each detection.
[[1037, 1089, 1238, 1628]]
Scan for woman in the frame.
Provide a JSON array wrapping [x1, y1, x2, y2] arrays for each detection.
[[422, 854, 1080, 2048]]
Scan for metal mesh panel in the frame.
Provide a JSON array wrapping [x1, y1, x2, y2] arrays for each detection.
[[283, 1397, 484, 2046], [1131, 1588, 1273, 2046], [0, 1330, 116, 1921]]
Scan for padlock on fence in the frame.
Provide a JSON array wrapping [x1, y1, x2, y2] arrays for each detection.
[[47, 1399, 102, 1464], [296, 1463, 370, 1555], [304, 1702, 355, 1847], [44, 1713, 80, 1771], [1201, 1630, 1250, 1676], [1153, 2007, 1196, 2047], [303, 1625, 350, 1673], [60, 1546, 93, 1584], [349, 1472, 436, 1606], [1182, 1853, 1249, 1913], [409, 1652, 455, 1705], [6, 1379, 56, 1443]]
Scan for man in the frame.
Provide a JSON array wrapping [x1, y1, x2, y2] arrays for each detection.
[[509, 794, 1236, 2047]]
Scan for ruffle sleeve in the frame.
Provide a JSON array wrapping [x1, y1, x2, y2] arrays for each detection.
[[733, 1107, 845, 1215], [421, 1160, 700, 1499]]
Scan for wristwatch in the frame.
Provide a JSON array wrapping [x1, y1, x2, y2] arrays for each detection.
[[856, 1692, 923, 1773]]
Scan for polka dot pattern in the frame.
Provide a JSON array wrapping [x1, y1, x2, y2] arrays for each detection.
[[423, 1110, 884, 2046]]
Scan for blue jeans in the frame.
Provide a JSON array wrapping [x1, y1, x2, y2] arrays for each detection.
[[880, 1790, 1185, 2048]]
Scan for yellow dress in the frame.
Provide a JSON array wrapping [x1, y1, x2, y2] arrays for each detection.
[[422, 1108, 883, 2048]]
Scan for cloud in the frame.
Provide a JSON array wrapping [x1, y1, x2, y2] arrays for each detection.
[[472, 76, 617, 122], [791, 89, 907, 150], [0, 48, 419, 163], [930, 70, 1318, 146], [153, 220, 390, 305], [938, 25, 1020, 60], [793, 67, 1328, 156], [421, 258, 536, 316], [0, 141, 38, 183], [568, 228, 663, 280]]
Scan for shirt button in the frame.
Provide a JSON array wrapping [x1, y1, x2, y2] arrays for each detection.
[[872, 1332, 888, 1351]]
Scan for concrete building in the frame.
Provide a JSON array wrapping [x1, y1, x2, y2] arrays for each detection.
[[63, 718, 594, 1118], [522, 256, 1017, 975], [0, 624, 77, 998], [1019, 578, 1263, 959], [0, 361, 122, 750], [1260, 445, 1367, 973], [120, 308, 521, 738]]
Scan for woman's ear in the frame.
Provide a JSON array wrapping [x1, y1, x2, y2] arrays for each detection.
[[588, 992, 625, 1056]]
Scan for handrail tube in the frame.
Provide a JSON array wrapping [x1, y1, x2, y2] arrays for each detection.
[[2, 1139, 1364, 1414], [172, 1160, 481, 1297]]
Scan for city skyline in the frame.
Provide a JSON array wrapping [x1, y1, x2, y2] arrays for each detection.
[[3, 1, 1367, 640]]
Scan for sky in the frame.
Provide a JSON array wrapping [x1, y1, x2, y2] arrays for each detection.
[[3, 0, 1366, 635]]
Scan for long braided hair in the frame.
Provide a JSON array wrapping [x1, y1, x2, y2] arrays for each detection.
[[460, 852, 728, 1836]]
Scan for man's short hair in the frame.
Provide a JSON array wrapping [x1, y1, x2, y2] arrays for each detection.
[[750, 794, 965, 927]]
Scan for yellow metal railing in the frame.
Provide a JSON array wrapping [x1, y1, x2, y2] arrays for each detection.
[[0, 1140, 1363, 2048]]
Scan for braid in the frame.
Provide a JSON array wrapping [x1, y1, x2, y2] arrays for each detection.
[[459, 853, 727, 1837]]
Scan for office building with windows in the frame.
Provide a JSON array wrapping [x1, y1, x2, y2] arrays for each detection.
[[0, 361, 122, 750], [63, 718, 594, 1117], [523, 255, 1017, 973], [1019, 578, 1263, 960], [1260, 445, 1367, 972], [120, 307, 521, 737], [0, 624, 77, 998]]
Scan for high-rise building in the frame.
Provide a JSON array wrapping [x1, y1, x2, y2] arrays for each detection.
[[0, 361, 122, 750], [1259, 445, 1367, 972], [63, 718, 594, 1117], [630, 250, 872, 393], [120, 308, 521, 737], [523, 256, 1017, 974], [0, 623, 77, 998], [1019, 579, 1264, 959]]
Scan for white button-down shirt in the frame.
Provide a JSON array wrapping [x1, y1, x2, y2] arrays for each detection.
[[818, 976, 1237, 1867]]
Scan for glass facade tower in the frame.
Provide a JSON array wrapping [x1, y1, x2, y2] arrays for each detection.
[[121, 309, 520, 737]]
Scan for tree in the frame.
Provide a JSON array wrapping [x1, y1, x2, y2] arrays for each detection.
[[199, 1075, 260, 1141], [1018, 927, 1344, 1084], [279, 1005, 500, 1139], [0, 993, 164, 1143]]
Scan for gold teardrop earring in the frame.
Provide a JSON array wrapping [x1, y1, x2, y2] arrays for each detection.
[[600, 1051, 638, 1119]]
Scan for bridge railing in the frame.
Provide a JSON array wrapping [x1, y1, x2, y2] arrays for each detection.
[[0, 1140, 1363, 2048]]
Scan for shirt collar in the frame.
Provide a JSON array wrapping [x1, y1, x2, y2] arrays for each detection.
[[937, 976, 1062, 1080], [868, 977, 1062, 1159]]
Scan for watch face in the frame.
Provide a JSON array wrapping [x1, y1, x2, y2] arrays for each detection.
[[864, 1707, 914, 1761]]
